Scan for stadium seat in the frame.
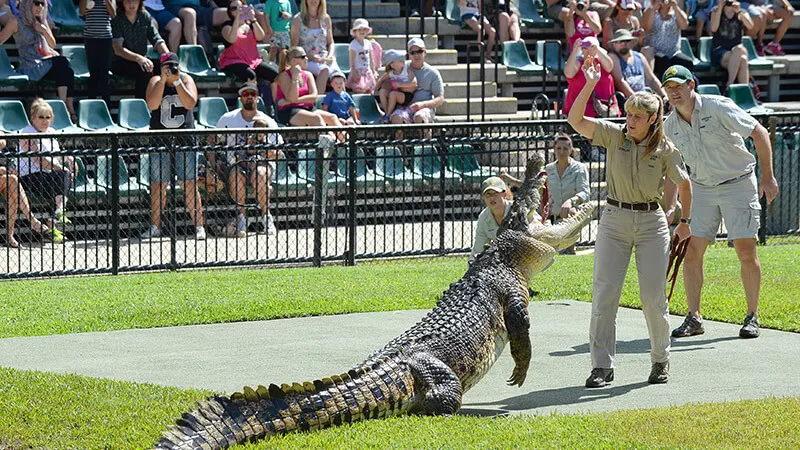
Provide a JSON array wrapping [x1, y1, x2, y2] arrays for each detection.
[[336, 147, 385, 189], [502, 41, 545, 75], [50, 0, 85, 32], [444, 0, 468, 27], [373, 146, 424, 187], [60, 45, 90, 81], [680, 37, 709, 72], [236, 96, 268, 115], [273, 157, 310, 193], [296, 148, 347, 191], [698, 37, 712, 68], [96, 155, 149, 197], [741, 36, 773, 71], [352, 94, 382, 125], [314, 95, 325, 110], [445, 144, 495, 184], [535, 41, 564, 75], [412, 145, 461, 185], [0, 47, 30, 86], [334, 43, 350, 77], [118, 99, 151, 130], [725, 84, 773, 114], [45, 99, 82, 133], [518, 0, 555, 28], [696, 84, 721, 95], [0, 100, 31, 133], [146, 44, 161, 61], [71, 157, 108, 201], [198, 97, 229, 128], [178, 45, 226, 82], [78, 99, 125, 132]]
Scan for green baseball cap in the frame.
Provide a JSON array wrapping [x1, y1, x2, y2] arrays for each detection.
[[481, 176, 507, 194], [661, 65, 693, 87]]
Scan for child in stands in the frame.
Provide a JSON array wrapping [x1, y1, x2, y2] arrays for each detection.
[[347, 18, 379, 94], [375, 49, 416, 123], [265, 0, 292, 62], [323, 71, 359, 125]]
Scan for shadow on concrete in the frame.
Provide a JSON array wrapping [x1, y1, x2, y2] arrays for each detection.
[[549, 335, 742, 357], [467, 382, 650, 411], [457, 408, 511, 418]]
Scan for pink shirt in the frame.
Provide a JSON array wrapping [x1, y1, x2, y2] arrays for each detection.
[[563, 58, 616, 118], [568, 16, 597, 50], [219, 24, 263, 70], [275, 70, 314, 110]]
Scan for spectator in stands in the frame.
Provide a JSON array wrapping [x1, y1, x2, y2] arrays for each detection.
[[742, 0, 791, 56], [484, 0, 523, 44], [642, 0, 692, 79], [80, 0, 117, 104], [376, 49, 417, 123], [602, 0, 644, 49], [564, 0, 603, 50], [144, 0, 182, 51], [694, 0, 718, 41], [14, 0, 78, 121], [0, 140, 63, 247], [273, 46, 342, 127], [112, 0, 170, 100], [458, 0, 496, 63], [290, 0, 337, 93], [548, 0, 609, 27], [219, 0, 278, 110], [564, 36, 619, 119], [18, 99, 75, 240], [163, 0, 228, 47], [347, 18, 379, 94], [388, 38, 444, 128], [213, 82, 281, 236], [323, 71, 359, 124], [543, 133, 590, 254], [142, 52, 207, 240], [609, 29, 667, 99], [0, 0, 18, 45], [710, 0, 753, 92], [469, 176, 512, 264], [265, 0, 293, 62]]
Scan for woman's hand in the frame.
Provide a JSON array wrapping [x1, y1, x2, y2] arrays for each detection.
[[560, 199, 575, 218], [137, 55, 153, 73], [674, 222, 691, 242], [290, 64, 302, 78], [582, 55, 601, 84]]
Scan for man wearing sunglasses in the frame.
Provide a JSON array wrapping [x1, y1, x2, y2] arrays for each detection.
[[387, 37, 444, 131]]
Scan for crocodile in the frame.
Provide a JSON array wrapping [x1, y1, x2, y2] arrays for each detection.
[[155, 154, 595, 450]]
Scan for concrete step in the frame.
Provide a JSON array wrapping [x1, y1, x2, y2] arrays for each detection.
[[437, 97, 518, 115], [419, 49, 457, 65], [435, 64, 508, 83], [332, 17, 455, 36], [328, 2, 400, 18], [436, 111, 531, 123], [442, 82, 497, 98], [368, 34, 438, 51]]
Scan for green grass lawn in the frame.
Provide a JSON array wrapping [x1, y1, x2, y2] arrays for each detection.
[[0, 244, 798, 449]]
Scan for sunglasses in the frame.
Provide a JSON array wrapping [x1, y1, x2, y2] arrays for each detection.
[[409, 49, 424, 56], [293, 54, 308, 59], [33, 1, 45, 6], [37, 115, 52, 120], [240, 91, 258, 98]]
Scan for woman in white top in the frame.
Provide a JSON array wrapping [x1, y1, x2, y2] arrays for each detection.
[[290, 0, 337, 93]]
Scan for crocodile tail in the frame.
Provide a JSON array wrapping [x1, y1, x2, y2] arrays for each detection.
[[500, 155, 546, 234], [154, 357, 416, 450]]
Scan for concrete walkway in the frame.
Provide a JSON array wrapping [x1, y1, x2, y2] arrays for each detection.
[[0, 301, 797, 417]]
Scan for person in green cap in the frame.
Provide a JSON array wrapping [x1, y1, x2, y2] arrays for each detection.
[[661, 64, 778, 340], [569, 55, 693, 388], [470, 176, 512, 264]]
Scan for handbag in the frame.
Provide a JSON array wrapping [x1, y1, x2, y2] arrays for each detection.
[[592, 92, 620, 118]]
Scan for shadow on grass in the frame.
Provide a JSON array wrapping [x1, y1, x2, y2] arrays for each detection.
[[466, 382, 651, 412], [548, 336, 741, 357]]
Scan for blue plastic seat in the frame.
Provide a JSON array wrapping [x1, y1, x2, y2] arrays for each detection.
[[45, 100, 82, 133], [0, 100, 32, 133], [446, 144, 495, 184], [412, 145, 461, 186], [536, 41, 565, 75], [444, 0, 468, 27], [518, 0, 555, 28], [373, 146, 424, 188], [698, 37, 713, 69], [198, 97, 229, 128], [60, 45, 90, 81], [50, 0, 85, 32], [78, 100, 125, 132], [178, 45, 226, 82], [96, 155, 149, 197], [352, 94, 382, 125], [118, 98, 151, 130], [0, 47, 30, 86], [502, 41, 545, 75], [680, 37, 709, 72], [334, 43, 351, 77]]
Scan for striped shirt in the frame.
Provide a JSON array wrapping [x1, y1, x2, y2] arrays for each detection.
[[83, 0, 113, 39]]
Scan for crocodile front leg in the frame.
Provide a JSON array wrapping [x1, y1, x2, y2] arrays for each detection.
[[406, 352, 462, 415], [504, 289, 531, 387]]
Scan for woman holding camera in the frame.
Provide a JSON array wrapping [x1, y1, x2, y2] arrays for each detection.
[[564, 0, 602, 49], [710, 0, 753, 92], [564, 36, 618, 118], [642, 0, 692, 79], [602, 0, 643, 50], [219, 0, 278, 84]]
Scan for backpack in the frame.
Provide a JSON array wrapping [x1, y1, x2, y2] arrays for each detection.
[[370, 39, 383, 70]]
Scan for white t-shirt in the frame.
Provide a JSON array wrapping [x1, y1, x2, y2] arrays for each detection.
[[18, 125, 61, 176], [215, 109, 283, 164], [349, 39, 373, 71], [388, 61, 411, 84]]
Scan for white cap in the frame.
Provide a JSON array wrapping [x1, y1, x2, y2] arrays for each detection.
[[407, 37, 426, 51]]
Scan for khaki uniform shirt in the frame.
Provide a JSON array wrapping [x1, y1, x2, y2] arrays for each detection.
[[663, 94, 758, 186], [592, 120, 689, 203], [470, 199, 512, 262]]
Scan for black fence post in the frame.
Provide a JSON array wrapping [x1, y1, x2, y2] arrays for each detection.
[[466, 41, 486, 121], [347, 128, 357, 266], [110, 135, 120, 275], [169, 141, 177, 271], [438, 127, 447, 253], [312, 145, 324, 267]]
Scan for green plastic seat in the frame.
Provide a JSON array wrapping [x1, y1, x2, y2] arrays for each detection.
[[50, 0, 85, 32], [72, 157, 108, 201], [536, 41, 565, 75], [146, 44, 160, 61], [334, 43, 350, 77], [178, 45, 226, 82], [314, 95, 325, 110], [296, 148, 347, 191], [236, 96, 268, 115], [741, 36, 774, 71], [698, 36, 713, 68], [78, 99, 125, 132], [353, 94, 382, 125], [726, 84, 773, 114], [518, 0, 555, 28], [118, 98, 151, 130], [412, 145, 461, 185], [502, 41, 545, 75], [0, 47, 30, 86], [45, 99, 82, 133], [373, 146, 424, 187], [273, 157, 310, 193], [60, 45, 90, 81], [96, 155, 149, 197], [0, 100, 32, 133], [446, 144, 495, 184], [198, 97, 229, 128], [696, 84, 721, 95], [336, 147, 384, 190], [681, 37, 709, 72], [444, 0, 469, 28]]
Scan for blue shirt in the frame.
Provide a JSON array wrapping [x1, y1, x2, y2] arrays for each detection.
[[322, 91, 355, 120]]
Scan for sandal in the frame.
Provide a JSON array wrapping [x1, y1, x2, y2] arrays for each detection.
[[6, 235, 19, 248]]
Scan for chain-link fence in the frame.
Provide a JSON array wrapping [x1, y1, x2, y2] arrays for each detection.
[[0, 115, 798, 279]]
